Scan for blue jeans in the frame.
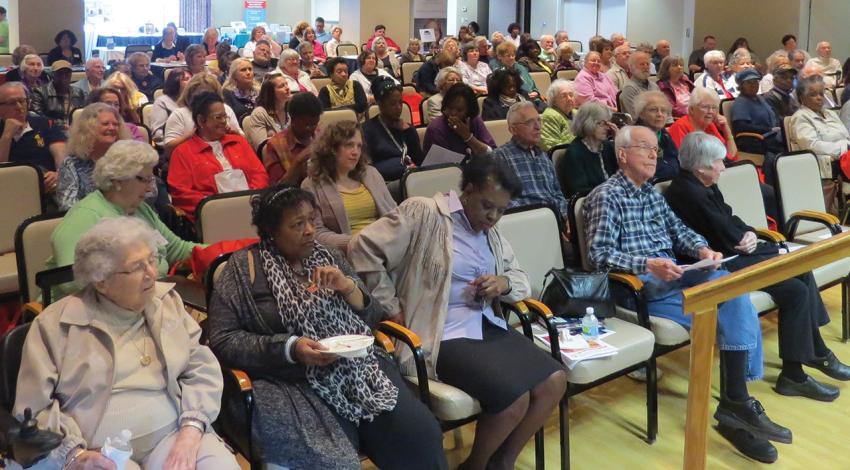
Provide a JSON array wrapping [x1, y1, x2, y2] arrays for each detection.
[[639, 268, 764, 381]]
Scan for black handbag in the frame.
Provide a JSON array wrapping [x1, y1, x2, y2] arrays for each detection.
[[540, 268, 616, 319]]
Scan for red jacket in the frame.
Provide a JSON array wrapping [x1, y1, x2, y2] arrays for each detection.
[[167, 133, 269, 220], [366, 34, 401, 52]]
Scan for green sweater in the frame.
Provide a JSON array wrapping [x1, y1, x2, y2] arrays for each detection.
[[49, 190, 201, 298], [540, 107, 576, 152]]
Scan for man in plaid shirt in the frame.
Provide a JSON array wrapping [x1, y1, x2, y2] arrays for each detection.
[[584, 125, 788, 463], [492, 102, 569, 220]]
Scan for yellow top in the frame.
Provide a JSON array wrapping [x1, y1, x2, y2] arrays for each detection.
[[340, 183, 378, 235]]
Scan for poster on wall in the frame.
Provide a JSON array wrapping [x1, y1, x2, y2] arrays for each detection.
[[244, 0, 267, 28], [412, 0, 446, 50]]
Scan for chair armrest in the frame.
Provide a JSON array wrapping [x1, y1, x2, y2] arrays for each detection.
[[607, 272, 652, 329], [374, 330, 395, 353], [734, 132, 765, 141], [221, 368, 255, 460], [608, 272, 644, 291], [786, 209, 841, 239], [21, 302, 43, 323], [501, 300, 533, 338], [754, 228, 786, 243], [376, 321, 432, 409], [227, 368, 253, 393], [517, 299, 562, 362]]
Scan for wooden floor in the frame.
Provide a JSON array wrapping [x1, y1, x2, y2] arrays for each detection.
[[241, 285, 850, 469]]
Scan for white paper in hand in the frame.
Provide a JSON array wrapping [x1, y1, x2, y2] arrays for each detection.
[[680, 255, 738, 272], [422, 143, 466, 167]]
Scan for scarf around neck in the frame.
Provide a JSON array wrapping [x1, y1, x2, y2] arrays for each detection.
[[328, 80, 355, 108]]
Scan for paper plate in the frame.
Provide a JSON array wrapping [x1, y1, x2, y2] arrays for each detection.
[[318, 334, 374, 358]]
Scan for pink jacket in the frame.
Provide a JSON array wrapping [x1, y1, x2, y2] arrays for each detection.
[[574, 69, 619, 110]]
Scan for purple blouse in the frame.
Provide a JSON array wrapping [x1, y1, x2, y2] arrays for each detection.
[[423, 115, 497, 158]]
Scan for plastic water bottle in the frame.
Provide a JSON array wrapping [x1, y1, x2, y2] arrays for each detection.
[[581, 307, 599, 340], [101, 429, 133, 469]]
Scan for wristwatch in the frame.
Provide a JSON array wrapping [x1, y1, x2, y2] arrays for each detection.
[[180, 417, 206, 433]]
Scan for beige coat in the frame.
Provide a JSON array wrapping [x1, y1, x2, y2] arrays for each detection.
[[348, 193, 530, 378], [301, 165, 398, 252], [244, 106, 285, 152], [13, 282, 223, 466]]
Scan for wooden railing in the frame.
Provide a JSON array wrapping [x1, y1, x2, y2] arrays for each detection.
[[681, 230, 850, 469]]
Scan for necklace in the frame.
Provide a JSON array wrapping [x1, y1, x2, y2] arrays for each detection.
[[378, 116, 411, 166]]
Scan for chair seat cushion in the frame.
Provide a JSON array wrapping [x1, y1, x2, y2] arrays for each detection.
[[616, 306, 690, 346], [750, 290, 776, 313], [0, 252, 18, 295], [793, 225, 849, 244], [558, 318, 655, 384], [404, 376, 481, 422]]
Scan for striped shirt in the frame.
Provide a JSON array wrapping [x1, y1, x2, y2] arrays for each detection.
[[583, 170, 707, 274], [696, 71, 738, 99]]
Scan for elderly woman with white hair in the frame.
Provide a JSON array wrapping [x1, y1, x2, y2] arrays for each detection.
[[50, 140, 202, 298], [695, 50, 738, 99], [458, 43, 492, 95], [14, 216, 238, 470], [633, 90, 680, 180], [539, 79, 577, 151], [222, 57, 260, 119], [728, 48, 756, 74], [279, 48, 319, 95], [668, 87, 737, 158], [57, 103, 132, 211], [373, 36, 401, 80], [423, 66, 462, 122], [665, 132, 850, 408], [18, 54, 48, 92], [559, 101, 617, 197]]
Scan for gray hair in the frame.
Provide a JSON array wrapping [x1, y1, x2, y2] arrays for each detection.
[[67, 103, 130, 159], [93, 140, 159, 191], [546, 79, 575, 105], [678, 131, 726, 171], [795, 75, 825, 104], [297, 41, 314, 54], [506, 101, 537, 126], [788, 49, 806, 63], [703, 50, 725, 64], [280, 48, 300, 62], [73, 217, 166, 286], [728, 47, 751, 66], [614, 125, 636, 152], [688, 87, 720, 109], [20, 54, 43, 74], [764, 51, 788, 72], [571, 101, 612, 139], [435, 66, 461, 89], [85, 57, 105, 70], [127, 52, 150, 67], [632, 90, 671, 118], [0, 81, 27, 96]]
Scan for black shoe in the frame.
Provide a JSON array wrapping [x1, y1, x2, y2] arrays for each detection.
[[714, 397, 792, 444], [775, 373, 840, 402], [716, 424, 778, 464], [805, 351, 850, 381]]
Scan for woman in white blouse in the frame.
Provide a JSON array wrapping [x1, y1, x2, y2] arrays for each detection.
[[350, 49, 398, 104], [162, 74, 243, 156], [325, 26, 343, 58], [279, 49, 318, 95], [149, 67, 191, 143], [790, 75, 850, 178], [458, 43, 492, 95]]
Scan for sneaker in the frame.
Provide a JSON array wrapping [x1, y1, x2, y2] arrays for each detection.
[[627, 366, 662, 382], [714, 397, 792, 444], [804, 351, 850, 381], [775, 373, 840, 402], [716, 424, 778, 464]]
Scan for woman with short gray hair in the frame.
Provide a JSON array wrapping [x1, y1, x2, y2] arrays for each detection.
[[665, 131, 850, 414], [540, 79, 577, 151], [423, 66, 462, 121], [50, 140, 201, 300], [634, 91, 680, 180], [792, 75, 850, 178], [57, 103, 132, 211], [19, 54, 47, 91], [668, 87, 738, 158], [14, 216, 238, 470], [559, 101, 618, 197]]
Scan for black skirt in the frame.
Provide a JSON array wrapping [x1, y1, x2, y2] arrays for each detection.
[[436, 320, 564, 413]]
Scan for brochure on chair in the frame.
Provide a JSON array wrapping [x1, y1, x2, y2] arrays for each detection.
[[531, 324, 618, 369]]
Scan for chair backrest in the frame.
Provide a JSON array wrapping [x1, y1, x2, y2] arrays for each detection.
[[135, 124, 151, 144], [484, 119, 511, 147], [241, 114, 251, 131], [0, 322, 32, 410], [319, 108, 358, 128], [648, 75, 659, 83], [556, 69, 578, 81], [336, 43, 359, 57], [477, 96, 485, 116], [550, 144, 568, 169], [417, 127, 427, 148], [14, 214, 63, 303], [720, 98, 734, 118], [312, 77, 331, 91], [204, 253, 232, 307], [71, 71, 86, 83], [420, 98, 430, 126], [69, 107, 84, 125], [153, 88, 164, 100], [529, 71, 551, 96], [835, 86, 845, 104], [654, 180, 672, 194], [0, 55, 12, 68], [196, 189, 263, 244], [367, 103, 412, 124], [164, 68, 175, 82], [570, 196, 594, 271], [125, 44, 153, 55], [0, 164, 44, 254], [499, 205, 565, 298], [402, 61, 424, 86], [141, 102, 155, 129], [717, 162, 768, 229], [567, 40, 583, 52], [783, 116, 796, 152], [773, 151, 829, 235], [401, 164, 462, 199]]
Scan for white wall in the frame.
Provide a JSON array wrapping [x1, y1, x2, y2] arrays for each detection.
[[530, 0, 558, 37], [488, 0, 515, 38], [562, 0, 597, 51], [809, 0, 850, 61], [597, 0, 626, 40], [626, 0, 688, 56]]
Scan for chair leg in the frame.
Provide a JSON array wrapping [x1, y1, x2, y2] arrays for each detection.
[[645, 359, 658, 444], [534, 427, 545, 470], [560, 395, 569, 470], [843, 280, 849, 343]]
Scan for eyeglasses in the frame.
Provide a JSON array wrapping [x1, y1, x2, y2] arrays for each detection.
[[0, 97, 27, 106], [696, 104, 719, 112], [643, 106, 668, 115], [625, 144, 660, 153], [114, 254, 158, 277]]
